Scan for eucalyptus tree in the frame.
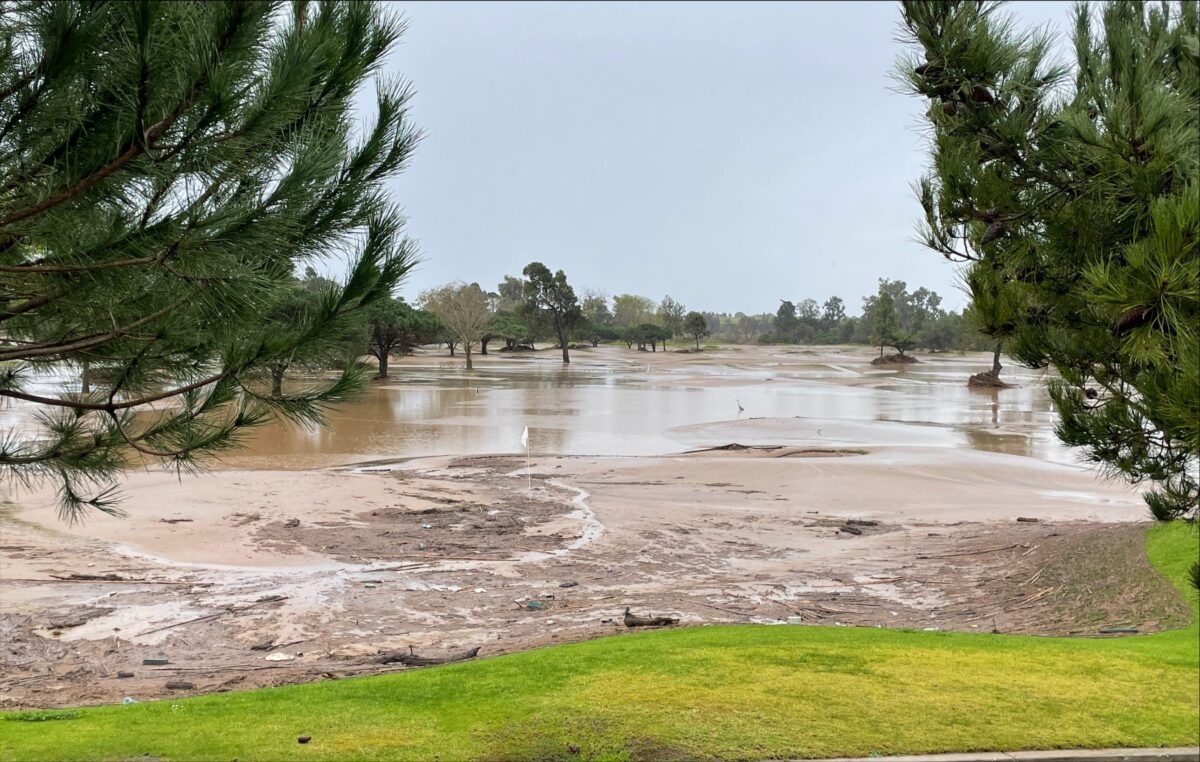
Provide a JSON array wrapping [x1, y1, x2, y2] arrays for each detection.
[[656, 295, 686, 337], [421, 282, 492, 370], [612, 294, 655, 328], [0, 1, 419, 520], [900, 0, 1199, 520]]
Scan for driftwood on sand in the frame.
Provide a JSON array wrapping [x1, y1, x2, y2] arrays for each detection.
[[374, 646, 480, 666], [623, 607, 679, 627]]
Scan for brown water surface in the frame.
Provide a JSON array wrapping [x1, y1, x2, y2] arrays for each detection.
[[214, 345, 1068, 469]]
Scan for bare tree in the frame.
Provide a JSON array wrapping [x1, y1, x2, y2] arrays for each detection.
[[420, 283, 493, 370]]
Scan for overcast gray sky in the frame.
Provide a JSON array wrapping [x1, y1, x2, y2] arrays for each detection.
[[364, 1, 1072, 314]]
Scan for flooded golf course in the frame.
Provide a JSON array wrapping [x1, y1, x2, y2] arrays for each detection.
[[2, 345, 1186, 708]]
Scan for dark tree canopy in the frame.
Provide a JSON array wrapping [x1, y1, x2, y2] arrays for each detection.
[[521, 262, 580, 363], [365, 298, 440, 378], [684, 311, 710, 350], [0, 1, 418, 519], [900, 0, 1199, 520]]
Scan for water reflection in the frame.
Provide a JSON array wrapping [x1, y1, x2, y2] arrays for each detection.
[[0, 349, 1074, 471], [217, 350, 1073, 469]]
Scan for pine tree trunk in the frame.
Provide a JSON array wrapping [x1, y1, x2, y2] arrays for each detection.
[[992, 341, 1003, 377], [271, 364, 285, 396], [480, 336, 489, 355], [80, 361, 91, 394], [377, 352, 389, 379], [557, 319, 570, 363]]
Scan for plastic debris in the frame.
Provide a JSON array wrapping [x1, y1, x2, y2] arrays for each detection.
[[122, 697, 138, 705], [265, 652, 296, 661]]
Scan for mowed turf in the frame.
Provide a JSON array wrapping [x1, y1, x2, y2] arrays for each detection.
[[1, 524, 1196, 762]]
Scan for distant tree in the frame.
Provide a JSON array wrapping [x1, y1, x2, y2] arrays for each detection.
[[797, 298, 820, 322], [612, 294, 656, 328], [497, 276, 526, 312], [735, 314, 759, 344], [657, 295, 686, 337], [774, 301, 799, 343], [634, 323, 671, 352], [870, 291, 899, 357], [483, 312, 532, 353], [581, 289, 613, 326], [962, 267, 1020, 384], [0, 1, 419, 519], [366, 299, 440, 379], [890, 332, 917, 357], [822, 296, 847, 324], [918, 312, 966, 353], [263, 284, 321, 396], [907, 286, 945, 337], [522, 263, 581, 363], [421, 283, 492, 370], [618, 295, 656, 327], [684, 311, 710, 350], [576, 321, 620, 347], [900, 0, 1199, 520]]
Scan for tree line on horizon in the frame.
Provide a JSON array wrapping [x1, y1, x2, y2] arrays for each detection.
[[297, 268, 998, 377]]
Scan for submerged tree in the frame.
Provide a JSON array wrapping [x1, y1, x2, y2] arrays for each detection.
[[421, 282, 492, 370], [869, 291, 899, 358], [962, 266, 1020, 387], [522, 262, 580, 363], [0, 1, 420, 520], [900, 1, 1199, 520], [365, 298, 440, 379]]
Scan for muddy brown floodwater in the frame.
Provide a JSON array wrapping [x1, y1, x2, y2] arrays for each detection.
[[0, 345, 1187, 709]]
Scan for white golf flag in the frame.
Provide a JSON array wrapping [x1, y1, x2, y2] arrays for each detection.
[[521, 426, 529, 449]]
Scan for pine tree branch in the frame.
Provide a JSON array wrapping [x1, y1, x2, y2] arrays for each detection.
[[0, 2, 250, 229], [0, 301, 181, 360], [0, 371, 228, 412]]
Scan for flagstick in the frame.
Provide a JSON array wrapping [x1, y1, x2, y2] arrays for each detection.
[[526, 439, 531, 497]]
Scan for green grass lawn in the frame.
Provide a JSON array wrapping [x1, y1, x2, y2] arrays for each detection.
[[2, 524, 1197, 762]]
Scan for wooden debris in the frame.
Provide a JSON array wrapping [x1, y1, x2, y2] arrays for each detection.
[[623, 607, 679, 627], [374, 645, 480, 666]]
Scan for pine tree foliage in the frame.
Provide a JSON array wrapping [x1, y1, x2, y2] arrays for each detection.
[[900, 0, 1199, 520], [0, 1, 420, 521]]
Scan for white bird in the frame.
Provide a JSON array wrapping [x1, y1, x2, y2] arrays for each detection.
[[736, 399, 744, 413]]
